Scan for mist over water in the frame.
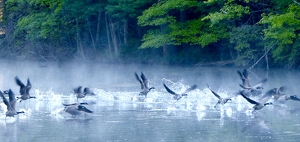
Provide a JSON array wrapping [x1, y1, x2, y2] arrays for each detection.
[[0, 59, 300, 141]]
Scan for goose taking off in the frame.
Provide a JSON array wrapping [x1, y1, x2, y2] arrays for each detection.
[[0, 90, 24, 118], [15, 76, 35, 102], [73, 86, 95, 101], [239, 88, 274, 111], [135, 72, 155, 97], [207, 85, 232, 108], [163, 83, 197, 100], [237, 69, 267, 96], [63, 103, 93, 116], [271, 86, 300, 104]]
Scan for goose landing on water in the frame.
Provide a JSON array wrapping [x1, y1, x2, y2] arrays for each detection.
[[0, 90, 24, 118], [163, 83, 197, 101], [135, 72, 155, 97]]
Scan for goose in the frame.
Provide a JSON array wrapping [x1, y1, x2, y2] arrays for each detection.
[[239, 88, 273, 110], [0, 89, 24, 118], [135, 72, 155, 97], [73, 86, 95, 101], [15, 76, 35, 102], [272, 86, 300, 104], [207, 85, 232, 108], [63, 103, 93, 116], [163, 83, 197, 100], [237, 69, 267, 96]]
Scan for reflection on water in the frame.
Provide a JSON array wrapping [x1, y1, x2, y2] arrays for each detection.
[[0, 61, 300, 141]]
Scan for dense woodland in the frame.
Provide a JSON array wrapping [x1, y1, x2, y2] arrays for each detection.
[[0, 0, 299, 68]]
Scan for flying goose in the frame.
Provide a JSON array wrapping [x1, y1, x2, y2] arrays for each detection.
[[207, 85, 232, 108], [15, 76, 35, 102], [237, 69, 267, 96], [271, 86, 300, 104], [239, 88, 273, 110], [73, 86, 95, 101], [135, 72, 155, 97], [163, 83, 197, 100], [63, 103, 93, 116], [0, 89, 24, 118]]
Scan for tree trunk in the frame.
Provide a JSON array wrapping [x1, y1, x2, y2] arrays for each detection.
[[95, 10, 102, 47], [123, 19, 128, 44], [86, 17, 96, 52], [109, 17, 118, 55], [76, 18, 85, 59], [105, 13, 112, 55]]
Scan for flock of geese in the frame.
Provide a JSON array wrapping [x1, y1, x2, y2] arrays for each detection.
[[1, 69, 300, 119]]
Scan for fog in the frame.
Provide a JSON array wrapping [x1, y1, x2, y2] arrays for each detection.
[[0, 59, 299, 97]]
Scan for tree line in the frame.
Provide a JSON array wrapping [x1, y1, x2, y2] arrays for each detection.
[[0, 0, 299, 68]]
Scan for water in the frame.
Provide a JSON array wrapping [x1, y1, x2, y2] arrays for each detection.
[[0, 60, 300, 142]]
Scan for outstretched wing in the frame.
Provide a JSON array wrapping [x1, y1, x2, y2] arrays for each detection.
[[73, 86, 82, 94], [15, 76, 26, 95], [207, 85, 221, 99], [240, 93, 259, 105], [26, 78, 32, 94], [237, 69, 250, 87], [7, 89, 17, 110], [0, 91, 12, 110], [140, 72, 149, 89], [163, 83, 177, 95], [135, 72, 144, 89]]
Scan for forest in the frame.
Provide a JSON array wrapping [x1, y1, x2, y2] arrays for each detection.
[[0, 0, 299, 68]]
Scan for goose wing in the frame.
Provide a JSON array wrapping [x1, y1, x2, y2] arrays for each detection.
[[163, 83, 177, 95], [237, 69, 250, 87], [240, 93, 259, 105], [26, 78, 32, 94], [15, 76, 26, 95], [140, 72, 149, 89], [0, 91, 13, 110], [7, 89, 17, 110], [207, 85, 221, 99], [73, 86, 82, 94], [135, 72, 144, 89]]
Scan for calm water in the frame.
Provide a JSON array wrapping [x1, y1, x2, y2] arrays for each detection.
[[0, 60, 300, 142]]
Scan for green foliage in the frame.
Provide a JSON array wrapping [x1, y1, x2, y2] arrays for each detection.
[[106, 0, 154, 19], [138, 0, 198, 26], [259, 4, 300, 67], [202, 3, 250, 26], [229, 25, 264, 66], [140, 29, 175, 48]]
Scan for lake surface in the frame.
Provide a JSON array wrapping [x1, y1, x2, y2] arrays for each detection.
[[0, 60, 300, 142]]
